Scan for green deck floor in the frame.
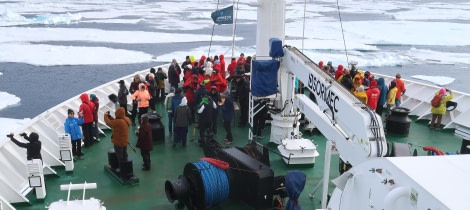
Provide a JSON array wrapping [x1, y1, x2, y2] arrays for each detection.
[[15, 102, 464, 210]]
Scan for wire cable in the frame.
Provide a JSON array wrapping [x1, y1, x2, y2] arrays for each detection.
[[231, 0, 241, 54], [335, 0, 350, 66]]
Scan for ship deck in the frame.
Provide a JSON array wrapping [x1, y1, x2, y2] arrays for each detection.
[[13, 99, 464, 210]]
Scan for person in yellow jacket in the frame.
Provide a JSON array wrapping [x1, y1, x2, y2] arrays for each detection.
[[386, 81, 397, 117], [132, 83, 151, 124], [354, 85, 368, 104], [430, 88, 454, 130], [352, 74, 362, 93]]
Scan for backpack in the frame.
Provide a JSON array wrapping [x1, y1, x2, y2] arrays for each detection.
[[431, 94, 443, 108]]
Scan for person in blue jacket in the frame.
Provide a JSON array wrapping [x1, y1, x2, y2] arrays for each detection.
[[376, 78, 388, 116], [64, 109, 84, 159], [220, 90, 234, 144]]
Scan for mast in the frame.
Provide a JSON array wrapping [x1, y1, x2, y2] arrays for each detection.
[[255, 0, 298, 144]]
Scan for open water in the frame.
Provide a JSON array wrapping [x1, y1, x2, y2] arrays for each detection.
[[0, 0, 468, 119]]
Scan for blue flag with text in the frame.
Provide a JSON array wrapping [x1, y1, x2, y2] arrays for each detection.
[[211, 6, 233, 25]]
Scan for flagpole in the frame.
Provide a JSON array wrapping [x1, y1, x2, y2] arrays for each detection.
[[231, 0, 236, 58]]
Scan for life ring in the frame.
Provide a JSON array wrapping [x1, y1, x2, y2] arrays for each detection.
[[200, 158, 230, 170], [423, 146, 445, 156]]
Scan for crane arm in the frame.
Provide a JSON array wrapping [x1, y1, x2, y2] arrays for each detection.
[[284, 46, 387, 165]]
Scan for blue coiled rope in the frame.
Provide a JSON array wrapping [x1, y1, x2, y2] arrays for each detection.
[[193, 160, 230, 206]]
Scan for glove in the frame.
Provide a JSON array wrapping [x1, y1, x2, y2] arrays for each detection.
[[20, 133, 27, 137]]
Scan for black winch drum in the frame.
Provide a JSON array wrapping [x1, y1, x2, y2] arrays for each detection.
[[386, 107, 411, 135], [146, 113, 165, 142]]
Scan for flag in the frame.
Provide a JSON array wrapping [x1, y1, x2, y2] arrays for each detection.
[[211, 6, 233, 25]]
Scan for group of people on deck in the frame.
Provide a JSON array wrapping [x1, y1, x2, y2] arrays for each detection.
[[317, 60, 454, 130], [160, 53, 253, 147], [317, 60, 406, 117], [91, 53, 254, 174]]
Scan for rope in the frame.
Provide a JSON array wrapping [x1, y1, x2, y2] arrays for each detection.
[[194, 160, 230, 206], [335, 0, 350, 67]]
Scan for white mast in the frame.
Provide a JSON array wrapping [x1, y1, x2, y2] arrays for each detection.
[[255, 0, 298, 144]]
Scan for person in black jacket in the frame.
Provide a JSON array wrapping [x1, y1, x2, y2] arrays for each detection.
[[168, 59, 181, 88], [234, 76, 250, 127], [118, 80, 129, 115], [8, 132, 42, 161]]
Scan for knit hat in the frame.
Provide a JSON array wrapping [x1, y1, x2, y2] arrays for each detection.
[[356, 85, 365, 92], [90, 94, 97, 100], [68, 109, 74, 114], [118, 80, 125, 85], [211, 86, 217, 90], [362, 79, 370, 86], [176, 88, 183, 94], [318, 61, 324, 69], [396, 73, 401, 78], [221, 89, 230, 97], [327, 61, 332, 65], [150, 68, 156, 73], [439, 88, 446, 95], [148, 73, 154, 78]]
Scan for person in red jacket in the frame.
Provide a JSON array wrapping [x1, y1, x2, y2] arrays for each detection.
[[210, 69, 227, 93], [394, 73, 406, 107], [335, 64, 344, 81], [198, 55, 206, 69], [227, 58, 237, 78], [237, 53, 246, 66], [135, 114, 153, 171], [79, 93, 95, 147], [184, 74, 199, 122], [219, 54, 226, 79], [366, 81, 380, 111]]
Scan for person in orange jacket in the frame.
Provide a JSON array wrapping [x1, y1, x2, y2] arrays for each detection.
[[131, 83, 151, 124]]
